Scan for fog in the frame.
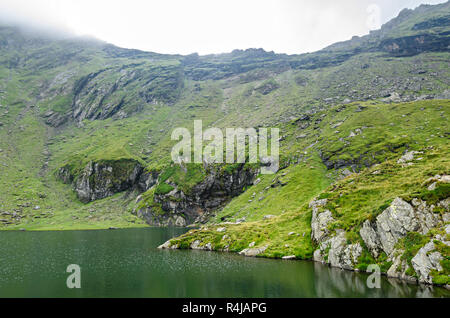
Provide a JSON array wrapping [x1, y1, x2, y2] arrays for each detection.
[[0, 0, 447, 54]]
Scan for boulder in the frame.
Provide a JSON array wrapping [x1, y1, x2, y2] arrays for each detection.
[[310, 198, 334, 243], [411, 241, 443, 284], [361, 197, 444, 257], [239, 245, 268, 257]]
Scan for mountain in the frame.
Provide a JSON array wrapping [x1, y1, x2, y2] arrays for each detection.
[[0, 2, 449, 286]]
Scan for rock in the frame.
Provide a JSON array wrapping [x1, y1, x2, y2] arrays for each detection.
[[205, 243, 213, 251], [423, 175, 450, 189], [60, 159, 146, 203], [136, 163, 257, 226], [288, 232, 296, 236], [376, 198, 419, 255], [236, 217, 246, 223], [382, 92, 402, 103], [263, 215, 275, 220], [340, 168, 353, 178], [282, 255, 296, 260], [343, 98, 352, 104], [397, 151, 421, 164], [310, 199, 334, 243], [249, 242, 256, 247], [387, 250, 416, 282], [190, 240, 202, 250], [239, 245, 268, 257], [217, 227, 226, 233], [158, 240, 172, 249], [412, 241, 443, 284], [360, 220, 381, 258], [253, 178, 261, 185], [314, 230, 362, 270], [175, 216, 187, 227], [361, 197, 444, 258], [313, 249, 325, 263]]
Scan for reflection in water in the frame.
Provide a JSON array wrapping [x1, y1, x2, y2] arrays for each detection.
[[0, 228, 448, 298], [313, 262, 443, 298]]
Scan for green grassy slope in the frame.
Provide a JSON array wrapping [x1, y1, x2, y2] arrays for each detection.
[[0, 2, 449, 231], [164, 100, 449, 276]]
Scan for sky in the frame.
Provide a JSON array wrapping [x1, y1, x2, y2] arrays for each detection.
[[0, 0, 447, 55]]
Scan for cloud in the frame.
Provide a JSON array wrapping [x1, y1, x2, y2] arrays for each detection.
[[0, 0, 447, 54]]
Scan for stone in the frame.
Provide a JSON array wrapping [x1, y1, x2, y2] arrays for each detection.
[[239, 245, 268, 257], [158, 240, 172, 249], [236, 217, 246, 223], [387, 250, 416, 282], [175, 216, 187, 227], [412, 241, 443, 284], [360, 220, 381, 258], [263, 215, 275, 220], [397, 151, 420, 164], [282, 255, 296, 260], [376, 198, 418, 255], [217, 227, 226, 233], [190, 240, 202, 250], [315, 230, 362, 270], [311, 210, 334, 243], [249, 242, 256, 247]]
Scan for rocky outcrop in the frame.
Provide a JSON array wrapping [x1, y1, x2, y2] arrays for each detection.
[[411, 241, 444, 284], [239, 245, 268, 257], [71, 64, 183, 123], [380, 34, 450, 57], [310, 198, 363, 270], [313, 230, 363, 270], [42, 110, 68, 128], [135, 164, 258, 226], [360, 198, 444, 258], [311, 194, 449, 285], [58, 159, 156, 203], [310, 199, 334, 242]]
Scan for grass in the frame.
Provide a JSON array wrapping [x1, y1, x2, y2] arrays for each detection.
[[0, 21, 449, 246], [164, 100, 449, 269]]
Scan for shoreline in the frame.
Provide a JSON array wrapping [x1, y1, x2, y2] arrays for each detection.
[[159, 239, 450, 291]]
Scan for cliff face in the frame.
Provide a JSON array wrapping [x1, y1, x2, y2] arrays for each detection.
[[58, 159, 154, 203], [134, 164, 258, 226], [311, 195, 449, 285]]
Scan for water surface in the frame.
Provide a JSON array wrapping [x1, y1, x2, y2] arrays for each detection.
[[0, 228, 448, 298]]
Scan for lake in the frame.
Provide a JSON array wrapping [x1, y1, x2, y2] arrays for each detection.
[[0, 228, 448, 298]]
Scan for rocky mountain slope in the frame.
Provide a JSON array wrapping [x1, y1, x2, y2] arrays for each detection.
[[0, 2, 449, 286]]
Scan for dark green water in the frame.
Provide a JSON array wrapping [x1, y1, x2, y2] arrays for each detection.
[[0, 228, 448, 298]]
